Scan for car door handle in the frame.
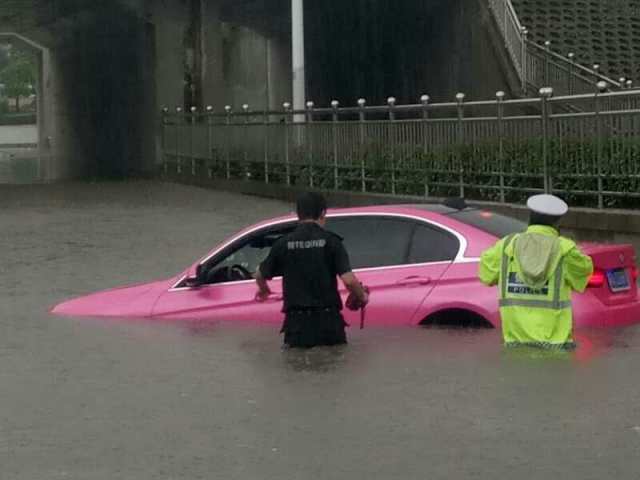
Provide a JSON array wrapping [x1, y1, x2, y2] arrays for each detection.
[[396, 276, 432, 286]]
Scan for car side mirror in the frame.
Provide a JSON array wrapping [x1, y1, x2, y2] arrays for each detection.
[[184, 264, 205, 288]]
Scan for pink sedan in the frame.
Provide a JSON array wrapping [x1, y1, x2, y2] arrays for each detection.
[[51, 204, 640, 328]]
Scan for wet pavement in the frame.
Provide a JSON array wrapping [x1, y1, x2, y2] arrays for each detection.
[[2, 181, 640, 480], [0, 125, 37, 145]]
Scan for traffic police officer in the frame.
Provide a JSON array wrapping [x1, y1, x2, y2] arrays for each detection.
[[255, 192, 369, 348], [479, 194, 593, 348]]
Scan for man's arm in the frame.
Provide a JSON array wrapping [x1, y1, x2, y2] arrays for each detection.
[[478, 239, 504, 286], [330, 235, 368, 305], [565, 246, 594, 293], [255, 240, 283, 301], [340, 272, 369, 305]]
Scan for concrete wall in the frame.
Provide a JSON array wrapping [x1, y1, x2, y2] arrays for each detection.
[[221, 24, 291, 110], [53, 6, 154, 178], [305, 0, 518, 105]]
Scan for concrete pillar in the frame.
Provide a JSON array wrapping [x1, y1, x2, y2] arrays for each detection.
[[201, 0, 224, 109], [151, 0, 189, 112], [291, 0, 305, 119]]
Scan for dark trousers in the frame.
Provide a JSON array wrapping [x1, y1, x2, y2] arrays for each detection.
[[282, 308, 347, 348]]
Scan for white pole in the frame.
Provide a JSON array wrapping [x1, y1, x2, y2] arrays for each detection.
[[291, 0, 305, 122]]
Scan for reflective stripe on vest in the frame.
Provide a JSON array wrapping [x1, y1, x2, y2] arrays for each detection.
[[499, 234, 568, 310]]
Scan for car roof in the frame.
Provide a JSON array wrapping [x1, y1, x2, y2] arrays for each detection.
[[325, 203, 457, 215], [195, 203, 501, 268]]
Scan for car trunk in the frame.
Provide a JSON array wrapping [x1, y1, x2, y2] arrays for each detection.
[[580, 243, 638, 306]]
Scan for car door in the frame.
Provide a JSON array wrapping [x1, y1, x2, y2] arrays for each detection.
[[327, 215, 460, 326], [151, 222, 294, 324]]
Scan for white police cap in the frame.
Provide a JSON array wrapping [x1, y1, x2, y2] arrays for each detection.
[[526, 194, 568, 217]]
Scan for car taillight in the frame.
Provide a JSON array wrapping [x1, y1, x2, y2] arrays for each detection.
[[632, 266, 639, 282], [588, 270, 606, 288]]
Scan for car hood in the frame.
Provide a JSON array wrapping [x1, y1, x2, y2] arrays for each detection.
[[50, 280, 171, 318]]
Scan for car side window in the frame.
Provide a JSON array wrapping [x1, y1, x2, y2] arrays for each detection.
[[202, 223, 296, 284], [408, 224, 459, 264], [326, 216, 414, 269]]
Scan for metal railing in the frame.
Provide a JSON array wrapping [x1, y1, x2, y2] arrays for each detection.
[[487, 0, 527, 91], [526, 42, 623, 97], [160, 88, 640, 210], [0, 148, 52, 184], [486, 0, 623, 96]]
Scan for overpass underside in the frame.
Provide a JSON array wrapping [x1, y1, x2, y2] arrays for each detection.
[[0, 0, 518, 181]]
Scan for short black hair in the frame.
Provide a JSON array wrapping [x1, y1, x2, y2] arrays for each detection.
[[296, 192, 327, 221], [529, 211, 561, 227]]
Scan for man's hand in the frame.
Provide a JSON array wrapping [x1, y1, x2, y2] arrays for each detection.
[[255, 288, 272, 302], [254, 269, 271, 302], [361, 288, 369, 306], [341, 272, 369, 308]]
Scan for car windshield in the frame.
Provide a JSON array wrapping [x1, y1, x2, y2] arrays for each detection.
[[447, 209, 527, 238]]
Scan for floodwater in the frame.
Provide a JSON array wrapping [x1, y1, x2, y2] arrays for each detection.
[[2, 181, 640, 480]]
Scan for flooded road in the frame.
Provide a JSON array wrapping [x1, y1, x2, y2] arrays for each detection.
[[2, 181, 640, 479]]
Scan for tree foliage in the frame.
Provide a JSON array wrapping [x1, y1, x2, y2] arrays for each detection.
[[0, 48, 36, 99], [0, 45, 9, 72], [0, 47, 37, 112]]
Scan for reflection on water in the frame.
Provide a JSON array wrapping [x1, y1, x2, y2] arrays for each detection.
[[2, 181, 640, 480]]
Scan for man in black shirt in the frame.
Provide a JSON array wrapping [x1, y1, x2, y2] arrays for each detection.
[[255, 192, 369, 348]]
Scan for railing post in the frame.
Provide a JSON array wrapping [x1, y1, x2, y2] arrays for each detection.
[[567, 53, 575, 95], [521, 28, 528, 94], [358, 98, 367, 192], [206, 105, 213, 179], [284, 102, 292, 186], [306, 101, 315, 188], [619, 77, 628, 110], [224, 105, 232, 179], [540, 87, 553, 193], [595, 81, 607, 209], [593, 63, 601, 84], [503, 0, 508, 40], [544, 41, 552, 87], [331, 100, 340, 190], [241, 104, 250, 180], [456, 92, 466, 198], [190, 106, 197, 176], [161, 107, 169, 175], [176, 106, 183, 174], [387, 96, 397, 195], [496, 91, 506, 203], [421, 94, 430, 197], [263, 107, 270, 184]]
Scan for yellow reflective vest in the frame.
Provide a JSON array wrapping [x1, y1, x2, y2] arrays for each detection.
[[479, 225, 594, 348]]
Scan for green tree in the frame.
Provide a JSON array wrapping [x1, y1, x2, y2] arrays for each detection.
[[0, 46, 9, 72], [0, 49, 36, 112]]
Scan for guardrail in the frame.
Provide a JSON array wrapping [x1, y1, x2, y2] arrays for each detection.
[[486, 0, 622, 96], [160, 88, 640, 210]]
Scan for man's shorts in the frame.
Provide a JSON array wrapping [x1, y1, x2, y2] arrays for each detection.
[[281, 307, 347, 348]]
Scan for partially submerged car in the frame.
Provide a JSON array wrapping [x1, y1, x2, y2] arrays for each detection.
[[51, 203, 640, 328]]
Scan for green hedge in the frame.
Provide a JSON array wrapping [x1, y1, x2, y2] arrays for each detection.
[[179, 135, 640, 210], [0, 112, 37, 126]]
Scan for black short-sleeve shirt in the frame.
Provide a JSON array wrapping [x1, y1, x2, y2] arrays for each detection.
[[259, 222, 352, 312]]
